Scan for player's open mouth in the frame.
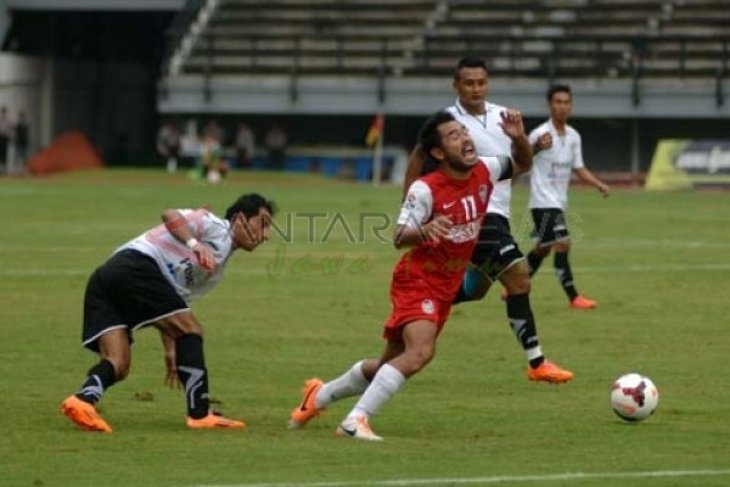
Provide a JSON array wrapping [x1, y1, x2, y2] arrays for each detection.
[[462, 145, 476, 157]]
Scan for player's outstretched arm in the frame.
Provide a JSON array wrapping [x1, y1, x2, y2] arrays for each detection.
[[574, 167, 610, 197], [498, 109, 533, 177], [402, 145, 427, 200], [161, 209, 216, 271]]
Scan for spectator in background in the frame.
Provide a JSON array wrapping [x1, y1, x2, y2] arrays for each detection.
[[201, 119, 228, 184], [0, 106, 11, 172], [157, 121, 181, 173], [235, 122, 255, 169], [265, 123, 287, 170], [180, 118, 201, 169], [14, 110, 29, 175]]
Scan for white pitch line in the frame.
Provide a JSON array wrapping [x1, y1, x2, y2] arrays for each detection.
[[188, 468, 730, 487], [575, 263, 730, 273]]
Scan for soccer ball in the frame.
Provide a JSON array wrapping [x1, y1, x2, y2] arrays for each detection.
[[610, 373, 659, 422], [206, 169, 222, 185]]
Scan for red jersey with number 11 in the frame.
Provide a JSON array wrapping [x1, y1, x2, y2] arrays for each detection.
[[395, 156, 508, 301]]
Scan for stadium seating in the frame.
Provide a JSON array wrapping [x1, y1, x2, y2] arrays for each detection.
[[167, 0, 729, 81], [179, 0, 436, 76], [411, 0, 729, 79]]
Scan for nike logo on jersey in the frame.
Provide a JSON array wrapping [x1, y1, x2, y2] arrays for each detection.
[[442, 201, 457, 209]]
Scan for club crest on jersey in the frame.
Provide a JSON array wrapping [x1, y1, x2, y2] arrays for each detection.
[[421, 299, 435, 314], [478, 184, 489, 204]]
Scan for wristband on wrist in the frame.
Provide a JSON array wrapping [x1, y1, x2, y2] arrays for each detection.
[[185, 237, 199, 249]]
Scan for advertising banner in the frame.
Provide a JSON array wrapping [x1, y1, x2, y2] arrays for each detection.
[[646, 140, 730, 190]]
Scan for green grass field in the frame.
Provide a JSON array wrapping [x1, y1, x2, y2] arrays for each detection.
[[2, 169, 729, 487]]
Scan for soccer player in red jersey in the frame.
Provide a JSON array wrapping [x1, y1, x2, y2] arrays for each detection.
[[288, 110, 531, 441]]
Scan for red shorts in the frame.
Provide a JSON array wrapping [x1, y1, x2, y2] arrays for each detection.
[[382, 279, 453, 341]]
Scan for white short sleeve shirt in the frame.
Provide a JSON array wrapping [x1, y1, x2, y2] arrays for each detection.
[[528, 119, 585, 210], [117, 209, 234, 303], [447, 100, 515, 219]]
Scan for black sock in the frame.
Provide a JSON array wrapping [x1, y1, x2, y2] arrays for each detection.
[[527, 251, 545, 277], [76, 359, 117, 405], [554, 251, 579, 301], [176, 334, 209, 419], [506, 293, 544, 368]]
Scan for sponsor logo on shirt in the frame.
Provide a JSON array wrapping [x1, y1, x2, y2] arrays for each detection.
[[447, 221, 481, 244]]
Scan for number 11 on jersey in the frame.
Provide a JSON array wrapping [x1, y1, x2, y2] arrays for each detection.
[[461, 195, 478, 220]]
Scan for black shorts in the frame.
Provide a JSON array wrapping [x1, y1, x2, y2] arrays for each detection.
[[531, 208, 570, 247], [470, 214, 525, 281], [82, 249, 189, 352]]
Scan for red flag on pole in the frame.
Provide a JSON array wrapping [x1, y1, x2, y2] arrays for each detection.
[[365, 113, 385, 147]]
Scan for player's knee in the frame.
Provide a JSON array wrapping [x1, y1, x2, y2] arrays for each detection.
[[361, 359, 381, 380], [507, 277, 531, 295], [534, 245, 551, 258], [502, 264, 531, 294], [555, 240, 571, 253], [159, 313, 203, 337], [407, 346, 435, 372]]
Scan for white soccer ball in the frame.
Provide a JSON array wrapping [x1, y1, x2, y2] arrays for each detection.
[[207, 169, 222, 185], [610, 373, 659, 422]]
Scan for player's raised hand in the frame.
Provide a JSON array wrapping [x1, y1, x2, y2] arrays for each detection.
[[421, 214, 453, 242], [233, 212, 260, 248], [498, 108, 526, 140]]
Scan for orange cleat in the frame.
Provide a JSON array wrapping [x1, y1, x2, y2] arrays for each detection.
[[287, 378, 324, 429], [527, 360, 575, 384], [187, 412, 246, 429], [570, 295, 597, 309], [61, 395, 112, 433]]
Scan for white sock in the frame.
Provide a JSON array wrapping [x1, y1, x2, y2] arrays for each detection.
[[347, 363, 406, 420], [525, 345, 544, 363], [315, 360, 369, 409]]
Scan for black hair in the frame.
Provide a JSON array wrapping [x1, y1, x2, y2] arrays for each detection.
[[417, 110, 456, 175], [547, 84, 572, 101], [418, 110, 456, 156], [225, 193, 276, 220], [454, 56, 488, 80]]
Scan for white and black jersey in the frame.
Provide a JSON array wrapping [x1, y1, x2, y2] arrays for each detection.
[[118, 209, 234, 303], [528, 119, 585, 210], [447, 99, 514, 219]]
